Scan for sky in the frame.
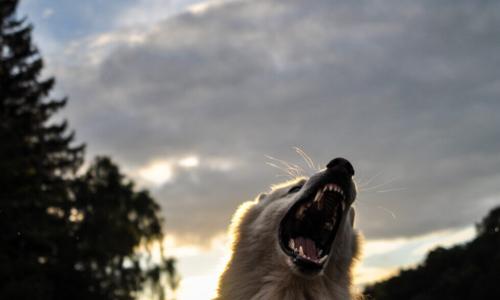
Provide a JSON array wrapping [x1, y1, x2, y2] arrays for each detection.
[[18, 0, 500, 299]]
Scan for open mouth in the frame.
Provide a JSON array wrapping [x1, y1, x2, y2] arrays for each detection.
[[279, 183, 346, 272]]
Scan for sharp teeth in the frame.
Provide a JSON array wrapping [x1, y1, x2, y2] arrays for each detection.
[[314, 190, 322, 202], [289, 239, 295, 250], [299, 246, 304, 257], [318, 249, 323, 256], [322, 184, 346, 196], [296, 205, 304, 219], [319, 255, 328, 264]]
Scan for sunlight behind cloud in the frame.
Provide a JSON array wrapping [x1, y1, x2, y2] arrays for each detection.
[[355, 266, 399, 287], [117, 0, 234, 28], [139, 161, 174, 185], [411, 226, 475, 256], [187, 0, 233, 15], [178, 156, 200, 168], [177, 275, 219, 300], [162, 233, 229, 300], [135, 155, 238, 188], [357, 226, 476, 286]]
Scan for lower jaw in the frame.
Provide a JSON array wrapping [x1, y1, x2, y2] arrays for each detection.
[[281, 249, 330, 276], [294, 261, 324, 275], [289, 259, 325, 277]]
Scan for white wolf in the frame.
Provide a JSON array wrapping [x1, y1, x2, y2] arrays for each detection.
[[215, 158, 362, 300]]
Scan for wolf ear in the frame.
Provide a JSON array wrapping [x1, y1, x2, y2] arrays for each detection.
[[349, 208, 355, 227]]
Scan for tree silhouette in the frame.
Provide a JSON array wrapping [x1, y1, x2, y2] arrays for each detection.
[[68, 157, 178, 300], [0, 1, 177, 299], [364, 205, 500, 300], [1, 0, 84, 297]]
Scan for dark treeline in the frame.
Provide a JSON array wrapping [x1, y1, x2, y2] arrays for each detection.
[[364, 206, 500, 300], [0, 1, 178, 299]]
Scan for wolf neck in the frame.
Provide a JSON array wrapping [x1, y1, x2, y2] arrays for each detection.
[[251, 268, 352, 300], [216, 241, 357, 300]]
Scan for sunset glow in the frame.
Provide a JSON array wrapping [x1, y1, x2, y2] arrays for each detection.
[[139, 161, 174, 185], [165, 226, 475, 299]]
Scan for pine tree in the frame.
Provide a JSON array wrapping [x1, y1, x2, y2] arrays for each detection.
[[0, 2, 177, 299], [0, 0, 84, 298]]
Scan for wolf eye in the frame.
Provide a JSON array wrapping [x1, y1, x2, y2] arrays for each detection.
[[288, 185, 303, 194]]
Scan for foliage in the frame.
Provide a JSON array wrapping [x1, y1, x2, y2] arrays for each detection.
[[0, 1, 177, 299], [363, 206, 500, 300]]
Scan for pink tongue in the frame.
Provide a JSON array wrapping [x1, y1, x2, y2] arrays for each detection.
[[294, 237, 318, 260]]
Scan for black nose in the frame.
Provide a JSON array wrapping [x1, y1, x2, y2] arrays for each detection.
[[326, 157, 355, 176]]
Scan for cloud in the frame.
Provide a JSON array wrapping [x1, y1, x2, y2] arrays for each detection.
[[116, 0, 236, 28], [42, 8, 54, 19], [48, 0, 500, 241]]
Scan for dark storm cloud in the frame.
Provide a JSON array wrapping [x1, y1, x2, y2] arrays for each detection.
[[55, 0, 500, 240]]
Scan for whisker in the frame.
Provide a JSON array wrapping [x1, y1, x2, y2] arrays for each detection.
[[377, 205, 397, 219], [265, 155, 305, 177], [293, 146, 316, 171], [289, 163, 306, 177], [265, 162, 297, 178], [359, 176, 399, 192], [375, 187, 407, 193], [287, 164, 303, 177], [357, 170, 384, 188], [266, 162, 293, 177], [356, 201, 398, 220]]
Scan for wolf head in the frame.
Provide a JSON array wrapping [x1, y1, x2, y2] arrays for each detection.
[[217, 158, 361, 299]]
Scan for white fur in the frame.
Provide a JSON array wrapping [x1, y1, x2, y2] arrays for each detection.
[[215, 178, 362, 300]]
